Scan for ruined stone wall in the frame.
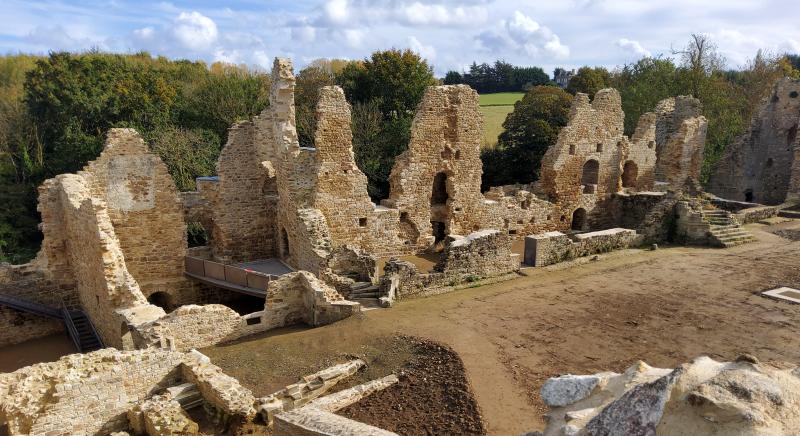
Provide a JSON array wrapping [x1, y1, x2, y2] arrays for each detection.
[[81, 129, 189, 300], [620, 112, 658, 191], [660, 116, 707, 188], [262, 271, 360, 330], [131, 304, 245, 351], [269, 59, 334, 273], [0, 348, 187, 435], [540, 89, 625, 229], [654, 95, 703, 180], [53, 173, 158, 348], [523, 228, 638, 267], [434, 229, 518, 280], [0, 263, 72, 346], [709, 77, 800, 204], [212, 120, 278, 263], [312, 86, 405, 256], [387, 85, 486, 248]]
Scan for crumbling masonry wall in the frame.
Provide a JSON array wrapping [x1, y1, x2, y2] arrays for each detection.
[[654, 95, 703, 181], [212, 120, 278, 263], [710, 77, 800, 204], [80, 129, 189, 300], [387, 85, 487, 247], [0, 348, 187, 435], [539, 89, 656, 230]]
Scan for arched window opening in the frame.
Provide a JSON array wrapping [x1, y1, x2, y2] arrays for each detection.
[[581, 159, 599, 193], [621, 161, 639, 188], [571, 208, 587, 231], [187, 222, 209, 248], [280, 227, 291, 259]]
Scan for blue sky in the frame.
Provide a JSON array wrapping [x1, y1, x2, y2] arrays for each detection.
[[2, 0, 798, 76]]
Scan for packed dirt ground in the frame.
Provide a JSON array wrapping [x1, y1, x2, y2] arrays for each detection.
[[204, 219, 800, 435]]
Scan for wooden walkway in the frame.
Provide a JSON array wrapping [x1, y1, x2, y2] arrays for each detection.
[[184, 257, 293, 297]]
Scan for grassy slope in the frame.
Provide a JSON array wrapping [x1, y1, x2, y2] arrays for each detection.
[[479, 92, 524, 148]]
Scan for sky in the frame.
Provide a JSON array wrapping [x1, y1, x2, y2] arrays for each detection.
[[1, 0, 799, 77]]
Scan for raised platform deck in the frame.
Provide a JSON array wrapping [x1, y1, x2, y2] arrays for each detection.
[[184, 257, 294, 297]]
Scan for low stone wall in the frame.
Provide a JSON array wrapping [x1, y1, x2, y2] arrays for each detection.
[[380, 229, 520, 301], [262, 271, 360, 330], [735, 205, 778, 224], [674, 201, 712, 245], [434, 229, 519, 280], [181, 358, 257, 424], [0, 348, 187, 435], [523, 228, 638, 267], [131, 304, 246, 351], [128, 393, 198, 436]]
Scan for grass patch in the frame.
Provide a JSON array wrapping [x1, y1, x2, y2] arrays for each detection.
[[479, 92, 523, 149], [480, 105, 514, 149], [479, 92, 524, 107]]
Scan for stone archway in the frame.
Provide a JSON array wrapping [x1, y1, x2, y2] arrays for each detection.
[[622, 161, 639, 188], [571, 208, 587, 231]]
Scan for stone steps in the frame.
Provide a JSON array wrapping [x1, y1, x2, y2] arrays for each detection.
[[168, 383, 203, 410], [701, 208, 755, 248]]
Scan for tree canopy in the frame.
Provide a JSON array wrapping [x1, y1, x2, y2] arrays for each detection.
[[444, 60, 551, 93]]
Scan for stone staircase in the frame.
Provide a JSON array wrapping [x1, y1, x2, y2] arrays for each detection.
[[701, 209, 755, 248], [347, 281, 382, 309], [167, 383, 203, 410]]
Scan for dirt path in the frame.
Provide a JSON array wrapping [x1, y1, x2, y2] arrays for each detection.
[[206, 220, 800, 435]]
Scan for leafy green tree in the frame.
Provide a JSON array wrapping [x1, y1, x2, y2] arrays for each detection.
[[482, 86, 573, 189], [611, 57, 681, 134], [566, 66, 611, 98], [295, 66, 336, 147], [443, 70, 462, 85], [147, 126, 220, 191], [339, 49, 436, 199]]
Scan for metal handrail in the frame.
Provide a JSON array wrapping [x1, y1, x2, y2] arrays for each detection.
[[60, 298, 81, 351]]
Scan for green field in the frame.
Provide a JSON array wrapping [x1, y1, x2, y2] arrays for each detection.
[[479, 92, 524, 148]]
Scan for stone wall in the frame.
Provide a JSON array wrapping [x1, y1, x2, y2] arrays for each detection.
[[0, 348, 187, 435], [539, 89, 657, 232], [0, 263, 72, 347], [312, 87, 405, 256], [181, 358, 257, 423], [131, 304, 245, 351], [434, 229, 519, 280], [523, 228, 638, 267], [387, 85, 487, 248], [81, 129, 189, 300], [610, 192, 677, 244], [212, 120, 278, 263], [654, 95, 703, 181], [262, 271, 360, 330], [380, 229, 520, 301], [709, 77, 800, 204]]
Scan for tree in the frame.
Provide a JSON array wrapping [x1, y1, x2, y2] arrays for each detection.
[[443, 70, 463, 85], [147, 126, 220, 191], [482, 86, 573, 188], [611, 57, 681, 134], [341, 49, 437, 116], [672, 33, 726, 97], [339, 49, 436, 199], [566, 66, 610, 98], [295, 65, 336, 147]]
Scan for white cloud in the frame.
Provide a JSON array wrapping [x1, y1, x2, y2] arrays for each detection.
[[408, 36, 436, 61], [401, 2, 488, 26], [172, 11, 218, 51], [323, 0, 350, 25], [616, 38, 651, 57], [507, 11, 569, 58]]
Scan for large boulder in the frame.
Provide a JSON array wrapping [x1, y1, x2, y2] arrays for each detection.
[[537, 355, 800, 435]]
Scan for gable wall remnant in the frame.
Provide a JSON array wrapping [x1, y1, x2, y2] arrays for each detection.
[[709, 77, 800, 204], [387, 85, 487, 247]]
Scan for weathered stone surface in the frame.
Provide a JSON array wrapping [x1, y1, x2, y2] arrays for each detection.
[[257, 359, 365, 424], [710, 77, 800, 205], [541, 374, 603, 407], [263, 271, 360, 330], [538, 356, 800, 436]]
